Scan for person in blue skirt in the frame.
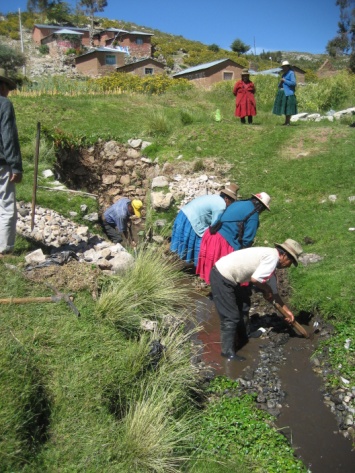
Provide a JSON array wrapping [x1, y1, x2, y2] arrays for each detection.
[[272, 60, 297, 126], [170, 183, 239, 266]]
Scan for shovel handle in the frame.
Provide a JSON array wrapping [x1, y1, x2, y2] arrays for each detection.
[[273, 301, 309, 338], [0, 296, 54, 304]]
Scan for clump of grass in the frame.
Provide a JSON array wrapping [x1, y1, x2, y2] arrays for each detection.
[[145, 110, 171, 136], [192, 159, 205, 172], [180, 109, 194, 125], [96, 247, 195, 333], [117, 385, 197, 473]]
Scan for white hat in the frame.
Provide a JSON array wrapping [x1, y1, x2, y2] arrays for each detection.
[[252, 192, 271, 211], [281, 61, 290, 66], [274, 239, 303, 266]]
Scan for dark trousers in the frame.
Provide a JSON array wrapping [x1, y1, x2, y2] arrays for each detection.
[[210, 266, 251, 354], [102, 220, 123, 244]]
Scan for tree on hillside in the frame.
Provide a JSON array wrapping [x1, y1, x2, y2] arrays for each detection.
[[0, 42, 26, 74], [27, 0, 51, 12], [208, 43, 220, 53], [230, 38, 250, 55], [79, 0, 108, 46], [47, 1, 72, 24], [327, 1, 355, 60]]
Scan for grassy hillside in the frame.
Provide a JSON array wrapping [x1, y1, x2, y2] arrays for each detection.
[[0, 13, 354, 471]]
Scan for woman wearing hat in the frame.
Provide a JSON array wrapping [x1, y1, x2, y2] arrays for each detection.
[[272, 60, 297, 126], [233, 69, 256, 124], [196, 192, 271, 285], [170, 184, 239, 267]]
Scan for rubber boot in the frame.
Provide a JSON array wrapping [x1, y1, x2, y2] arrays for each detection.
[[220, 324, 246, 361]]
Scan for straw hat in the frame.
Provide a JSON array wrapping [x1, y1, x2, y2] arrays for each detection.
[[131, 199, 143, 217], [251, 192, 271, 211], [0, 68, 16, 90], [281, 61, 290, 67], [222, 183, 239, 200], [274, 239, 303, 266], [241, 68, 249, 76]]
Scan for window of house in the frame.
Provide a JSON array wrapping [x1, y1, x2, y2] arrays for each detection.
[[105, 54, 116, 65], [145, 68, 154, 75], [136, 37, 143, 45], [223, 72, 233, 80]]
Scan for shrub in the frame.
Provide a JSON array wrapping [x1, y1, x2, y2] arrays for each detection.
[[38, 44, 49, 55]]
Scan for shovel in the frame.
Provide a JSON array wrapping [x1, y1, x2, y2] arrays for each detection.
[[272, 301, 310, 339]]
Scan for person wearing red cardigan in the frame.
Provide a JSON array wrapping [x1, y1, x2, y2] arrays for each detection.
[[233, 69, 256, 124]]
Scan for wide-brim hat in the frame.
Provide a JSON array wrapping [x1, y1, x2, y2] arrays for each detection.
[[241, 68, 249, 76], [0, 68, 16, 90], [222, 183, 239, 200], [252, 192, 271, 211], [131, 199, 143, 217], [274, 239, 303, 266], [281, 60, 290, 67]]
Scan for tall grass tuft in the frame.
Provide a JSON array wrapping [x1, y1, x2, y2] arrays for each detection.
[[145, 110, 172, 136], [117, 385, 197, 473], [96, 247, 195, 333]]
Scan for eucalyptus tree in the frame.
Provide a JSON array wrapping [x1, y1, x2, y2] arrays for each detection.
[[327, 1, 355, 62], [79, 0, 108, 46]]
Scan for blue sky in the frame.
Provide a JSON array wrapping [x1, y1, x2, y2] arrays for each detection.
[[2, 0, 340, 54]]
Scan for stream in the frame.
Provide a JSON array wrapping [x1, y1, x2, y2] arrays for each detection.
[[193, 292, 355, 473]]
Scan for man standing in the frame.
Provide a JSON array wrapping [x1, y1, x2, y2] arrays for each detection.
[[210, 239, 303, 361], [102, 197, 143, 247], [0, 68, 23, 257]]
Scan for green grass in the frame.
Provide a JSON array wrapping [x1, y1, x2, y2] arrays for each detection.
[[1, 73, 355, 470]]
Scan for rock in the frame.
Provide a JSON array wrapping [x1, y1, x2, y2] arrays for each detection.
[[151, 191, 174, 210], [42, 169, 54, 178], [102, 174, 117, 185], [110, 252, 135, 273], [151, 176, 169, 188], [25, 249, 46, 265]]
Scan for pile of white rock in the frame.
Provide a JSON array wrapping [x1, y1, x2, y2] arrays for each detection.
[[291, 106, 355, 122], [16, 202, 135, 273]]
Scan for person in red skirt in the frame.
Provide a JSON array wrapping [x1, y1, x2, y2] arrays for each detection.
[[196, 192, 271, 285], [233, 69, 256, 124]]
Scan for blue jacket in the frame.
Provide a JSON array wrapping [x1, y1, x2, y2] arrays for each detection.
[[217, 200, 259, 250], [104, 197, 131, 232], [280, 69, 296, 96], [182, 194, 226, 237]]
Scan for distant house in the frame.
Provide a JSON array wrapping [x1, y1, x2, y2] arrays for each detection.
[[172, 59, 245, 88], [75, 48, 126, 76], [33, 24, 92, 46], [116, 58, 165, 77], [104, 30, 154, 58], [41, 29, 83, 56], [252, 65, 306, 83]]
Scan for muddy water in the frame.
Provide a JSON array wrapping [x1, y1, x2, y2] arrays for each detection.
[[195, 294, 355, 473]]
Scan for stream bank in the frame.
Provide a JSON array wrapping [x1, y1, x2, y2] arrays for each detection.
[[193, 281, 355, 472]]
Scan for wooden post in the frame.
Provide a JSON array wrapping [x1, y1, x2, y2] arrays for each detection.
[[31, 122, 40, 231]]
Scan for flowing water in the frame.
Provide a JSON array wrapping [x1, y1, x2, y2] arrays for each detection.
[[194, 293, 355, 473]]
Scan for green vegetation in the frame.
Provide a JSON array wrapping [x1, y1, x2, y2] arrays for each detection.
[[0, 56, 355, 471]]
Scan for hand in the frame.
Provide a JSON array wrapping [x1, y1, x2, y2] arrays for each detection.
[[283, 309, 295, 324], [10, 173, 22, 183]]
